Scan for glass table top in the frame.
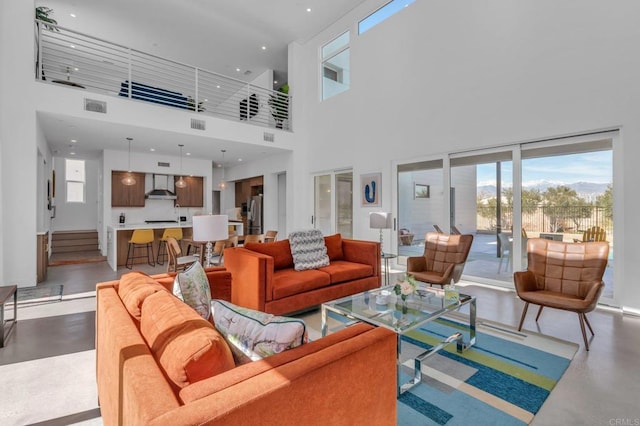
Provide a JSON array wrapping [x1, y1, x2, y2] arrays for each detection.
[[323, 284, 472, 334]]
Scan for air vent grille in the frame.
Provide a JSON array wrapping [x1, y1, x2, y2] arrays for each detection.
[[157, 162, 170, 167], [84, 98, 107, 113], [191, 118, 206, 131], [263, 132, 275, 143]]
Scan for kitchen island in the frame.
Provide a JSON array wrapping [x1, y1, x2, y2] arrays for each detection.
[[106, 220, 244, 271], [107, 222, 194, 271]]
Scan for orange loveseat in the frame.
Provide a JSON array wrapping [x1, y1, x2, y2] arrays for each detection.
[[224, 234, 381, 315], [96, 268, 397, 426]]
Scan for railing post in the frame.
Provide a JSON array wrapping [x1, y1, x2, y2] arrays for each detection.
[[127, 48, 132, 98], [36, 22, 43, 80], [194, 67, 199, 112]]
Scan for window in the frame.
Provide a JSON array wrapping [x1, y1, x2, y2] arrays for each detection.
[[65, 158, 85, 203], [322, 31, 350, 100], [359, 0, 415, 34]]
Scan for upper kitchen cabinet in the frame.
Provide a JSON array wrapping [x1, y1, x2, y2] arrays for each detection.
[[112, 171, 146, 207], [174, 176, 204, 207]]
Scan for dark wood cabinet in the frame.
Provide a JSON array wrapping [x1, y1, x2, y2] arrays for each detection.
[[111, 171, 146, 207], [174, 176, 204, 207]]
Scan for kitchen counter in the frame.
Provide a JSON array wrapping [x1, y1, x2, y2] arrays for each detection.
[[106, 221, 244, 271], [107, 222, 194, 271]]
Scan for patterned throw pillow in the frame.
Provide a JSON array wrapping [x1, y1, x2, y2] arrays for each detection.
[[288, 229, 330, 271], [211, 299, 307, 364], [173, 261, 211, 320]]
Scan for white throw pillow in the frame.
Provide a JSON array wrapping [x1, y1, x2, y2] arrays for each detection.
[[173, 261, 211, 320]]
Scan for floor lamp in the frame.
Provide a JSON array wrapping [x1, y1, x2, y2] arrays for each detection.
[[369, 212, 392, 255], [192, 215, 229, 267]]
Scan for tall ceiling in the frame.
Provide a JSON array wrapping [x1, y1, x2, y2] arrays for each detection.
[[37, 0, 371, 164]]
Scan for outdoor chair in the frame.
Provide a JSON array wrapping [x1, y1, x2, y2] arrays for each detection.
[[399, 228, 414, 246], [514, 238, 609, 351], [407, 232, 473, 286], [573, 226, 607, 243]]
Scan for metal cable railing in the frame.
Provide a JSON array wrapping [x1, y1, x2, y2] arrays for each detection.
[[35, 20, 292, 130]]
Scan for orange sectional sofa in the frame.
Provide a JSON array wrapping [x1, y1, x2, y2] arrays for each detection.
[[224, 234, 381, 315], [96, 267, 397, 425]]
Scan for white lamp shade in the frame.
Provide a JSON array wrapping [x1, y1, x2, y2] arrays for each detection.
[[369, 212, 392, 229], [192, 215, 229, 242]]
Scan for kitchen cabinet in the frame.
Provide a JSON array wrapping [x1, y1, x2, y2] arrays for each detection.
[[112, 171, 146, 207], [174, 176, 203, 207]]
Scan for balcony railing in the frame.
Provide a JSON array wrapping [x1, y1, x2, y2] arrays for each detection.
[[34, 20, 292, 130]]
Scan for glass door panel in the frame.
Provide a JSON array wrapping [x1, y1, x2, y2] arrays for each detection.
[[450, 152, 514, 285], [335, 172, 353, 238], [521, 141, 613, 299], [397, 160, 444, 264], [314, 175, 332, 235]]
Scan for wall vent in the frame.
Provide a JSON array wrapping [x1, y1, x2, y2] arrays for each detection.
[[84, 98, 107, 113], [191, 118, 206, 131], [263, 132, 275, 143], [157, 162, 170, 167]]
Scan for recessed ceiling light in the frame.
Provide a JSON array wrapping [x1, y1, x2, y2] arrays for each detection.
[[74, 67, 79, 71], [204, 98, 208, 102], [261, 46, 266, 50], [70, 152, 76, 155], [217, 164, 222, 168], [238, 158, 243, 162], [307, 8, 312, 12], [186, 152, 191, 156], [70, 13, 76, 18], [70, 45, 75, 49], [236, 68, 241, 72], [274, 80, 278, 84], [71, 139, 77, 143], [150, 148, 156, 152], [216, 85, 221, 89]]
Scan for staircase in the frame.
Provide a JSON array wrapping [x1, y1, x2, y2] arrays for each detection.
[[49, 230, 105, 265]]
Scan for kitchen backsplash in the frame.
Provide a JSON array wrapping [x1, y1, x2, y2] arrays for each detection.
[[111, 199, 205, 225]]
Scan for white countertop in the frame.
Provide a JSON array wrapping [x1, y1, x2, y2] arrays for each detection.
[[109, 222, 193, 231]]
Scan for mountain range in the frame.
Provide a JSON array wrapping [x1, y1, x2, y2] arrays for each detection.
[[477, 181, 610, 201]]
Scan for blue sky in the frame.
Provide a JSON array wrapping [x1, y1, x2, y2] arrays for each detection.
[[477, 151, 612, 187]]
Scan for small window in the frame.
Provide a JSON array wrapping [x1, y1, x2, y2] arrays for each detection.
[[358, 0, 415, 34], [65, 158, 85, 203], [322, 31, 350, 101]]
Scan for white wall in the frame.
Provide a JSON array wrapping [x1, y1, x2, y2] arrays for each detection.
[[0, 0, 38, 286], [289, 0, 640, 311]]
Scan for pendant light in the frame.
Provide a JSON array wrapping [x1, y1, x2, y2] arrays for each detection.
[[219, 149, 226, 190], [121, 137, 136, 186], [175, 144, 187, 189]]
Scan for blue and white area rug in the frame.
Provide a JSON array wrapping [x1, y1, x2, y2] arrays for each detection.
[[397, 317, 578, 425]]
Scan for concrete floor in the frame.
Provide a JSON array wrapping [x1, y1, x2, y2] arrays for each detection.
[[0, 259, 638, 425]]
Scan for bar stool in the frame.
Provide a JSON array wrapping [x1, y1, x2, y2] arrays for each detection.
[[157, 228, 183, 265], [125, 229, 155, 269]]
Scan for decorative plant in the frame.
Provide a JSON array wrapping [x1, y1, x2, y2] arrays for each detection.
[[35, 6, 59, 80], [268, 83, 289, 129], [36, 6, 59, 30], [394, 274, 417, 301]]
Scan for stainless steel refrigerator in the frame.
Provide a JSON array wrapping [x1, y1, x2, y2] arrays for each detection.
[[247, 195, 263, 234]]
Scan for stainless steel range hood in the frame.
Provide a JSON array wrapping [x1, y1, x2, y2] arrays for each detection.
[[145, 174, 177, 200]]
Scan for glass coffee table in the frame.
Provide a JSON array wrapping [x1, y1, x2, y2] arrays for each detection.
[[321, 284, 476, 395]]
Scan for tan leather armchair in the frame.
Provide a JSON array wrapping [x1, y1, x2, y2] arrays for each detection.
[[407, 232, 473, 286], [515, 238, 609, 351]]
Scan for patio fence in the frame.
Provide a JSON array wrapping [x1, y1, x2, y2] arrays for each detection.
[[476, 205, 613, 236]]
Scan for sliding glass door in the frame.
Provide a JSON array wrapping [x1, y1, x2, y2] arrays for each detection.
[[314, 171, 353, 237], [450, 150, 515, 285], [396, 160, 444, 264]]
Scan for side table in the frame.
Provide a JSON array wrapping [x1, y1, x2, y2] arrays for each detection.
[[0, 285, 17, 347], [381, 253, 397, 286]]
